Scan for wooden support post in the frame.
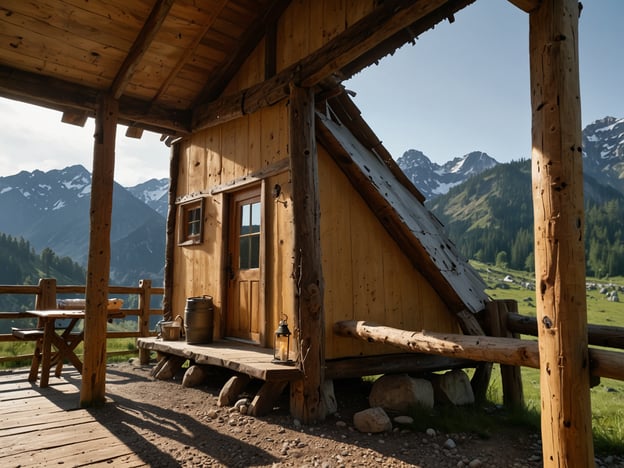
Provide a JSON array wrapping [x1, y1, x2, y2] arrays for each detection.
[[529, 1, 594, 465], [288, 83, 326, 424], [138, 279, 152, 364], [497, 300, 524, 408], [80, 93, 118, 407], [163, 141, 180, 322], [35, 278, 57, 310]]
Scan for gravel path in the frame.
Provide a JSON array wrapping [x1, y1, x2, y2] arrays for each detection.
[[92, 361, 622, 468]]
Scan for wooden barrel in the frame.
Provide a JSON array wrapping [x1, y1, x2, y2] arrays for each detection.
[[185, 296, 214, 344]]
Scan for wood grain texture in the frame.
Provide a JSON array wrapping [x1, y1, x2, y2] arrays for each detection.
[[529, 0, 593, 465]]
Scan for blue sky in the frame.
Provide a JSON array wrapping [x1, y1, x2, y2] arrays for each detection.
[[0, 0, 622, 185]]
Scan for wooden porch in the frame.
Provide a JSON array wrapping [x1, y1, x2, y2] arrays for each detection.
[[0, 368, 146, 467], [137, 337, 302, 382]]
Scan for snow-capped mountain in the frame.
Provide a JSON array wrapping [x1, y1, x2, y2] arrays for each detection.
[[0, 165, 165, 284], [397, 150, 498, 200], [127, 178, 169, 217], [582, 116, 624, 195]]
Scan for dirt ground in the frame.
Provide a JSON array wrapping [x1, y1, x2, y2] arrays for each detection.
[[91, 361, 620, 468]]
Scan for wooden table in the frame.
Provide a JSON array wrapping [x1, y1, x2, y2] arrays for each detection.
[[25, 309, 123, 387]]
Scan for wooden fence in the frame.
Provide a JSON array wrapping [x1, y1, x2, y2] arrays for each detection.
[[0, 278, 164, 365]]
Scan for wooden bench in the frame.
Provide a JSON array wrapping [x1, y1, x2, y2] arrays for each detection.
[[11, 327, 44, 341], [12, 327, 45, 382], [12, 325, 83, 383]]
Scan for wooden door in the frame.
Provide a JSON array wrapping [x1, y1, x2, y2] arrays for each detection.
[[226, 187, 263, 344]]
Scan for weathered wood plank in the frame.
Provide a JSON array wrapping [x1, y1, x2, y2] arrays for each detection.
[[137, 337, 303, 381]]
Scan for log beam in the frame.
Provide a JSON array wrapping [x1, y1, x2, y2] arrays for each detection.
[[507, 0, 542, 13], [110, 0, 174, 99], [0, 65, 190, 135], [192, 0, 470, 132], [530, 0, 593, 465], [80, 93, 118, 407], [288, 84, 326, 424], [333, 320, 624, 381]]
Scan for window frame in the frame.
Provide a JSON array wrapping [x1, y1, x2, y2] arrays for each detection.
[[177, 197, 205, 246]]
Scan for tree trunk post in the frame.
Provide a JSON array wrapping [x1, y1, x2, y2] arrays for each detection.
[[81, 93, 118, 407], [288, 83, 326, 424], [163, 141, 180, 322], [529, 1, 594, 465]]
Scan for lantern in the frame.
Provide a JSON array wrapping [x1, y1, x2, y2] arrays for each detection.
[[272, 315, 292, 364]]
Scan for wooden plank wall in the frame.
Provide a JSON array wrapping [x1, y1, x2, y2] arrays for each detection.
[[317, 147, 459, 359], [172, 103, 290, 343], [173, 0, 458, 358]]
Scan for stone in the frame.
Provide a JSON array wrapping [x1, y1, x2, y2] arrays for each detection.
[[444, 438, 457, 449], [432, 369, 475, 406], [393, 415, 414, 425], [181, 364, 209, 387], [369, 374, 434, 412], [322, 379, 338, 414], [353, 407, 392, 433]]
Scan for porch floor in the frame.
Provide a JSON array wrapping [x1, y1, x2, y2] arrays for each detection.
[[137, 337, 303, 381], [0, 368, 146, 467]]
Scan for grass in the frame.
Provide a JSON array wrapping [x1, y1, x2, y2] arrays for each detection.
[[469, 261, 624, 455]]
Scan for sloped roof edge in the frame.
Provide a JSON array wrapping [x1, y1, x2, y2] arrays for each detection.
[[316, 98, 489, 314]]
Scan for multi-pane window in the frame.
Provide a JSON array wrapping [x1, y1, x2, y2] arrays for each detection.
[[239, 200, 261, 269], [178, 198, 204, 245]]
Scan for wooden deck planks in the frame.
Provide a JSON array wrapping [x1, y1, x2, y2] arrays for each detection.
[[0, 370, 147, 467], [137, 337, 303, 381]]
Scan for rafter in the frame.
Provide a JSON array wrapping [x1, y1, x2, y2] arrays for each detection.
[[110, 0, 175, 99], [152, 0, 229, 103], [192, 0, 470, 131]]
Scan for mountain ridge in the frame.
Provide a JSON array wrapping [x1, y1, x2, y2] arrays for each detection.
[[0, 165, 165, 285]]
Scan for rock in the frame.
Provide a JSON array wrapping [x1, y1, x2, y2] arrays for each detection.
[[468, 459, 482, 467], [353, 407, 392, 433], [426, 428, 436, 437], [393, 415, 414, 425], [444, 438, 456, 449], [432, 369, 475, 406], [369, 374, 434, 412], [322, 379, 338, 414], [234, 398, 251, 408], [182, 364, 209, 387]]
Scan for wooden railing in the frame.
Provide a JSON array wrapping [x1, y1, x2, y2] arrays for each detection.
[[0, 278, 164, 365]]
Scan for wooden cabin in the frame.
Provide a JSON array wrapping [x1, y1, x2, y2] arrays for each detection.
[[169, 89, 489, 360], [0, 0, 596, 464]]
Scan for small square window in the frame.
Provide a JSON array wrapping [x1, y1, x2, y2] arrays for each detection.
[[178, 198, 204, 245]]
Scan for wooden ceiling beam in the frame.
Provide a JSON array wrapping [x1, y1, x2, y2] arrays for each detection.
[[300, 0, 458, 88], [110, 0, 175, 99], [340, 0, 475, 79], [507, 0, 542, 13], [152, 0, 229, 103], [192, 0, 468, 131], [0, 65, 191, 136], [61, 110, 89, 127]]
